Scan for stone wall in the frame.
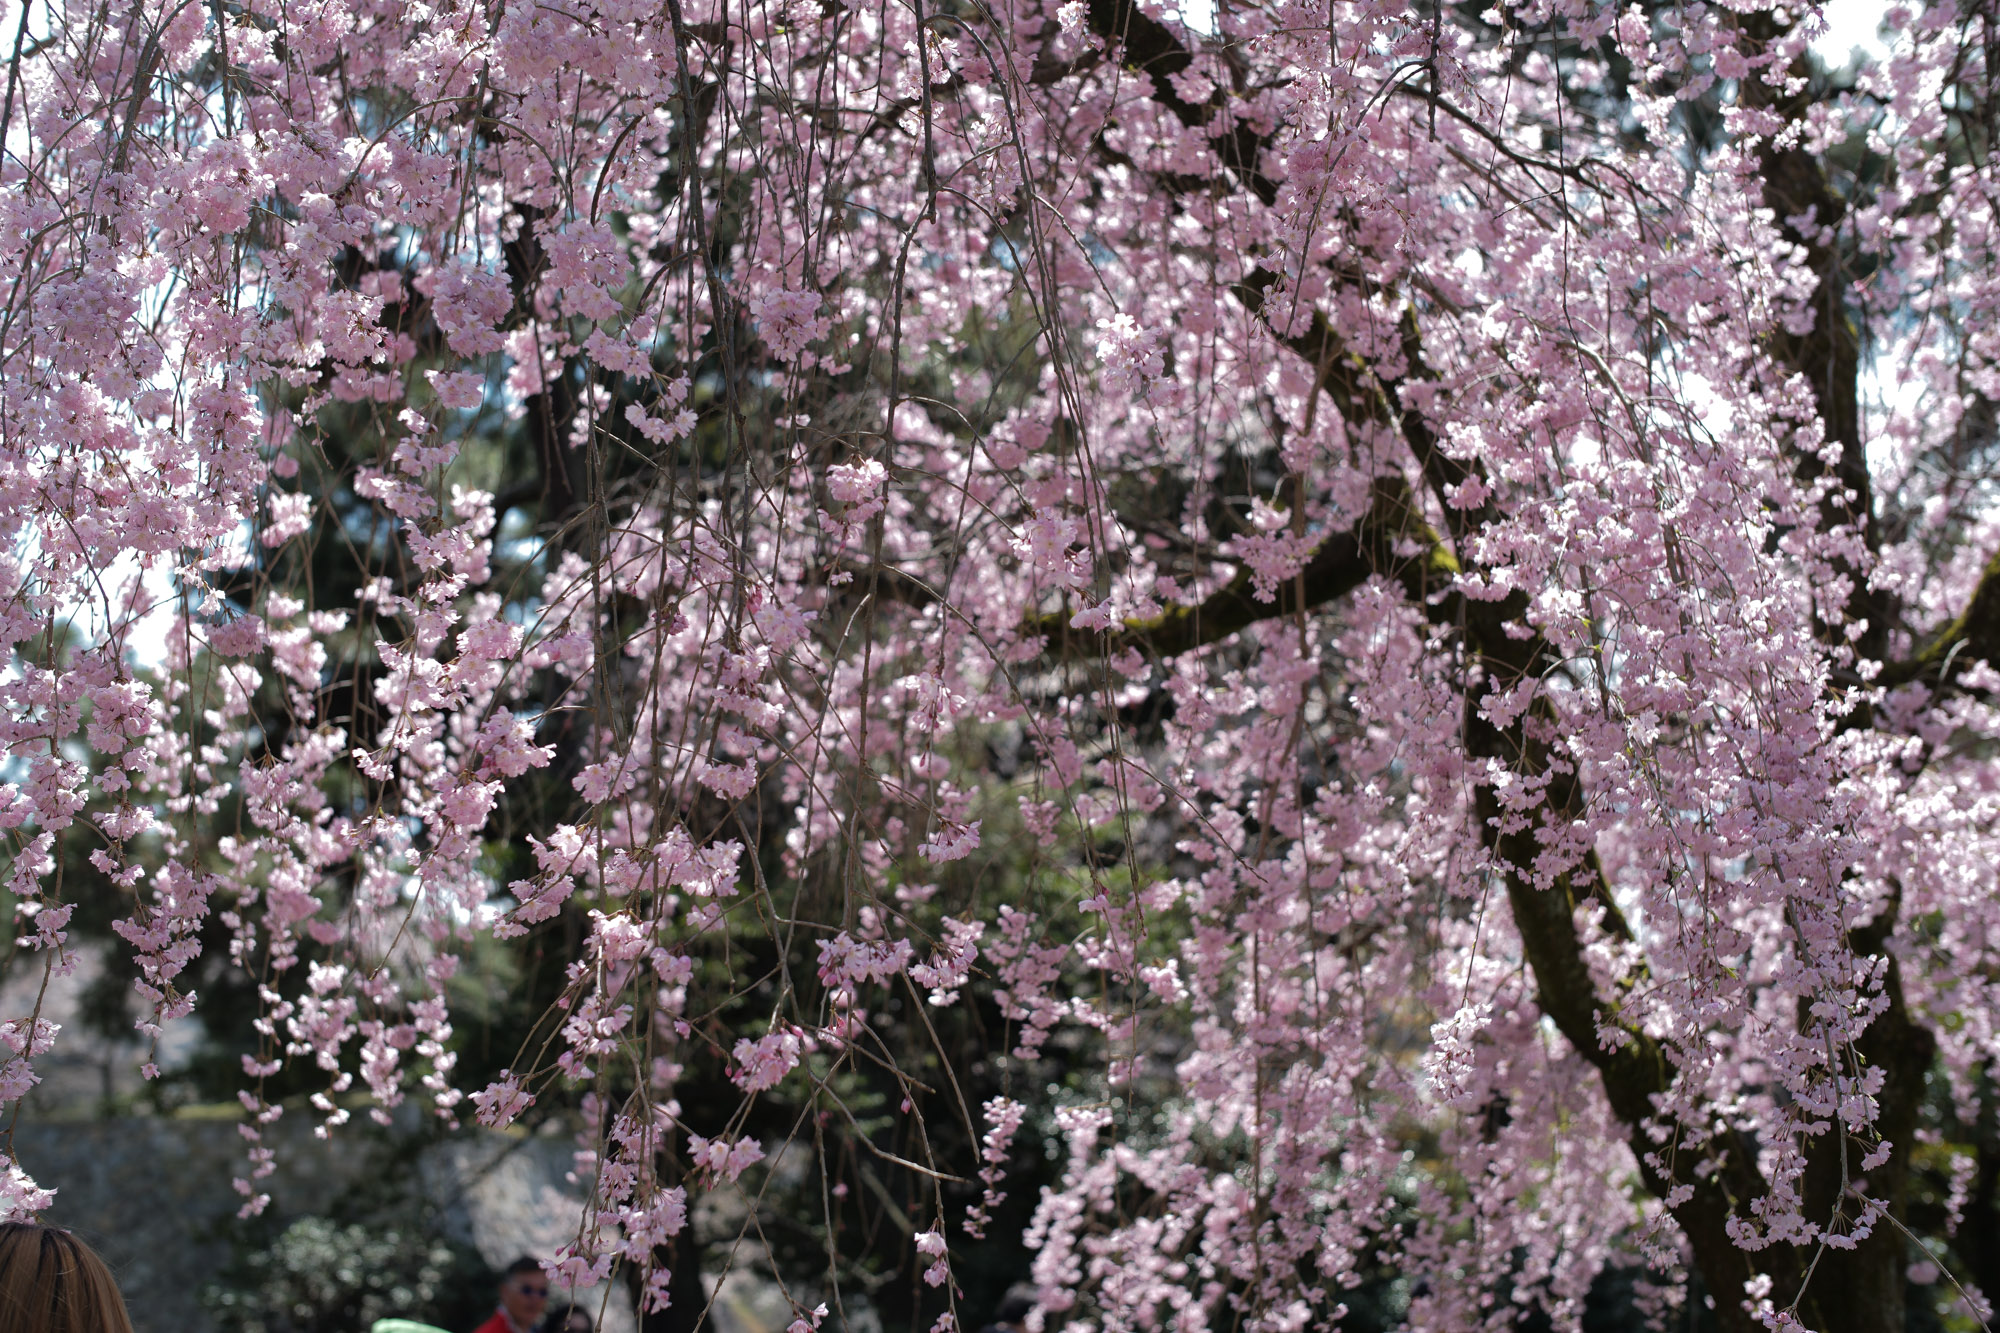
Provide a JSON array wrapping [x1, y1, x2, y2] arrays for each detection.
[[19, 1116, 638, 1333], [4, 953, 793, 1333]]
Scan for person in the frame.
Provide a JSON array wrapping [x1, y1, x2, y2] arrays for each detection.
[[976, 1289, 1034, 1333], [0, 1223, 136, 1333], [471, 1257, 550, 1333], [542, 1303, 592, 1333]]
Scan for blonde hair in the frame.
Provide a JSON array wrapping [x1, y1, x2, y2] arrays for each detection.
[[0, 1224, 136, 1333]]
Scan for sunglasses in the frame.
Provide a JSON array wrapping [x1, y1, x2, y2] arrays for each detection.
[[515, 1285, 550, 1298]]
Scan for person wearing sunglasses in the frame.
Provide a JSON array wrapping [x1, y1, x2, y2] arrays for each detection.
[[472, 1257, 550, 1333]]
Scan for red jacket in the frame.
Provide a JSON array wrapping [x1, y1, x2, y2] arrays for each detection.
[[472, 1312, 527, 1333]]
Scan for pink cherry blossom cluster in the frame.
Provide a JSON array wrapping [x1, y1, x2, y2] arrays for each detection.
[[2, 0, 1999, 1330]]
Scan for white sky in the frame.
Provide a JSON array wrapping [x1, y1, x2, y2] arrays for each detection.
[[1815, 0, 1894, 63]]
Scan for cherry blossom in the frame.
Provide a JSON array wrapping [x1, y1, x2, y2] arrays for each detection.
[[2, 0, 1998, 1330]]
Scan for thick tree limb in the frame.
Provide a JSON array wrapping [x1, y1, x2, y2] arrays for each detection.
[[1736, 14, 1888, 667], [1455, 594, 1800, 1333], [1038, 11, 1935, 1325], [1031, 473, 1454, 659], [1877, 543, 2000, 692], [1083, 0, 1278, 205]]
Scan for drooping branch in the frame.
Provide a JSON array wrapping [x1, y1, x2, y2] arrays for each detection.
[[1725, 28, 1941, 1320]]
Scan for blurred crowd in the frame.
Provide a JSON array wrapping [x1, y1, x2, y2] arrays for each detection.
[[0, 1222, 1030, 1333]]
